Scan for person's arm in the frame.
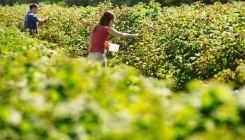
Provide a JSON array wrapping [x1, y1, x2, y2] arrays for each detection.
[[38, 16, 49, 25], [108, 28, 138, 38]]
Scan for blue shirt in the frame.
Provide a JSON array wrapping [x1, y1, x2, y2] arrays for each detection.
[[24, 12, 39, 33]]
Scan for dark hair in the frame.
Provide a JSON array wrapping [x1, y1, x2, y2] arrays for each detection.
[[30, 3, 38, 10], [93, 11, 115, 32]]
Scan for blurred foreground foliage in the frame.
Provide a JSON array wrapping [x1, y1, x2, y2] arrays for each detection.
[[1, 26, 245, 140]]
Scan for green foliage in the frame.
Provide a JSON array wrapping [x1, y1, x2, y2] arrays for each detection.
[[1, 1, 245, 90], [1, 26, 245, 139], [1, 2, 245, 139], [1, 0, 234, 7]]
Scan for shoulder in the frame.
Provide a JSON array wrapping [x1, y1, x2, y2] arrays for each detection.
[[94, 26, 110, 32], [108, 27, 116, 32], [27, 12, 34, 16], [104, 26, 110, 30], [97, 26, 110, 32], [28, 13, 38, 17]]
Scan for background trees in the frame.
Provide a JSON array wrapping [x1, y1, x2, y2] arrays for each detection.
[[1, 0, 242, 6]]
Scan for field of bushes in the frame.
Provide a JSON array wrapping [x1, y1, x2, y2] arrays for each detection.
[[1, 1, 245, 139], [1, 1, 245, 90]]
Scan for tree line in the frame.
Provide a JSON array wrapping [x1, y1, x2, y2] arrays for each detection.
[[1, 0, 241, 7]]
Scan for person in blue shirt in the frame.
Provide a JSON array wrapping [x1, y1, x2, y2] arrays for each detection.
[[24, 3, 49, 34]]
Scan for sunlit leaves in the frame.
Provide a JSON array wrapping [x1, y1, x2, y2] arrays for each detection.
[[1, 12, 245, 140], [1, 1, 245, 90]]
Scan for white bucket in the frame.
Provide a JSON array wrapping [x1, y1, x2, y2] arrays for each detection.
[[109, 43, 120, 52]]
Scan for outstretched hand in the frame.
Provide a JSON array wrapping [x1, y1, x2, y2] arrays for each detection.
[[104, 41, 110, 47], [134, 33, 140, 39], [45, 16, 49, 22]]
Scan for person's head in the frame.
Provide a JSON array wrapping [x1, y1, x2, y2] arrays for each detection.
[[99, 11, 116, 26], [93, 11, 115, 32], [30, 3, 39, 14]]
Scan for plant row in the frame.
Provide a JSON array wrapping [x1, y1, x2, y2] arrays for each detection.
[[1, 27, 245, 140], [1, 1, 245, 90]]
